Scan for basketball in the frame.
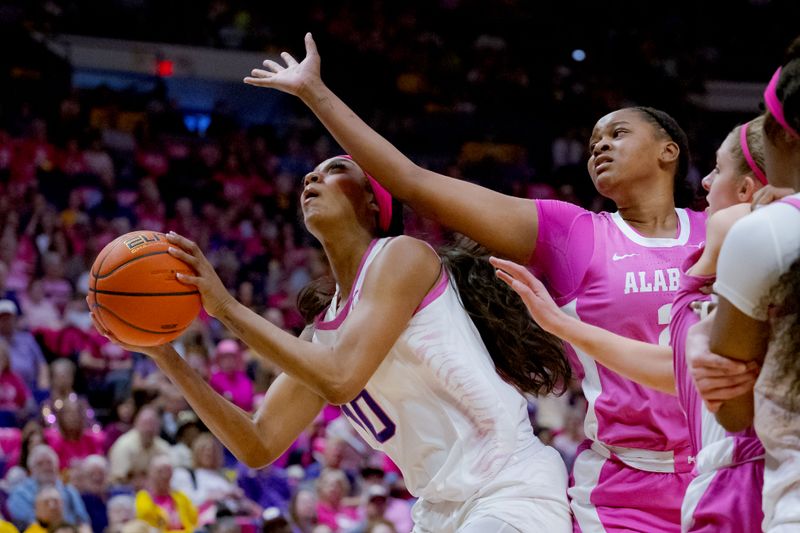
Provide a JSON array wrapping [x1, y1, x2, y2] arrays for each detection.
[[87, 230, 202, 346]]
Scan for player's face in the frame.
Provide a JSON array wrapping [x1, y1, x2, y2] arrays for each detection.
[[702, 134, 746, 215], [587, 109, 667, 200], [300, 157, 375, 235]]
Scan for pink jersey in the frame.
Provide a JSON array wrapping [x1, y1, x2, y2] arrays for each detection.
[[671, 247, 764, 532], [533, 200, 705, 464]]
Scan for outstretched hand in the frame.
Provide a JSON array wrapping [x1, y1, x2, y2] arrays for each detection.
[[489, 256, 566, 335], [166, 231, 235, 318], [244, 33, 322, 98]]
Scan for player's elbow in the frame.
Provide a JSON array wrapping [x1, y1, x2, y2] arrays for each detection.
[[238, 441, 278, 469], [318, 376, 361, 405]]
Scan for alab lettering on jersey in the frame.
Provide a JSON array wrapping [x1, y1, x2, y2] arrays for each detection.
[[623, 268, 680, 294]]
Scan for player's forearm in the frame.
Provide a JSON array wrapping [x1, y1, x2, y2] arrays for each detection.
[[216, 300, 350, 402], [151, 348, 274, 466], [550, 314, 675, 394], [715, 393, 755, 432], [298, 79, 419, 201]]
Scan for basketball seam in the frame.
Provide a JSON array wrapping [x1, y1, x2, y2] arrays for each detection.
[[88, 288, 200, 297], [94, 303, 184, 334], [92, 250, 171, 279]]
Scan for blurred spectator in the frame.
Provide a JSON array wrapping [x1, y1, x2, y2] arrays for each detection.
[[314, 469, 359, 533], [18, 281, 61, 331], [43, 396, 104, 470], [134, 454, 197, 533], [168, 412, 202, 470], [22, 485, 65, 533], [17, 422, 44, 475], [170, 433, 260, 525], [105, 494, 136, 533], [108, 406, 170, 486], [7, 444, 90, 530], [347, 485, 391, 533], [288, 488, 317, 533], [0, 338, 31, 425], [0, 300, 48, 393], [72, 455, 109, 533], [103, 397, 136, 453], [261, 506, 291, 533], [208, 339, 253, 413], [237, 460, 291, 516]]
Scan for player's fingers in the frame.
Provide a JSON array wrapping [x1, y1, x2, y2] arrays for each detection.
[[167, 246, 198, 267], [703, 400, 722, 413], [281, 52, 299, 67], [695, 372, 756, 397], [175, 272, 201, 287], [489, 257, 533, 284], [250, 68, 273, 78], [90, 313, 108, 337], [305, 32, 319, 58], [691, 353, 749, 373], [262, 60, 284, 72]]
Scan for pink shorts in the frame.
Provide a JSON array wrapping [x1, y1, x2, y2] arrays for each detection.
[[682, 459, 764, 532], [570, 444, 692, 533]]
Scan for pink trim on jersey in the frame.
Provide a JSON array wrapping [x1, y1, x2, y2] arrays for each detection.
[[315, 239, 379, 331], [780, 197, 800, 210], [414, 269, 449, 315]]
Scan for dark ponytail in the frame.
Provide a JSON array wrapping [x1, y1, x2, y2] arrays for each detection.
[[296, 276, 335, 325], [439, 238, 571, 396]]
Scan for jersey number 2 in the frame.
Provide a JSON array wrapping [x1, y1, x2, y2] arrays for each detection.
[[341, 391, 396, 443]]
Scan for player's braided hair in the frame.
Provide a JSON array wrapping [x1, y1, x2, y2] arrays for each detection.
[[764, 254, 800, 409], [439, 237, 571, 396], [633, 106, 695, 208], [297, 238, 571, 396]]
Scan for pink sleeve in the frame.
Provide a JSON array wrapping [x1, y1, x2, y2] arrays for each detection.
[[530, 200, 595, 301]]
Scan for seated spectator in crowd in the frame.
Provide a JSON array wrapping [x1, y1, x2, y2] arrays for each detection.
[[168, 412, 202, 470], [22, 486, 67, 533], [363, 519, 396, 533], [0, 300, 48, 393], [0, 338, 31, 425], [7, 445, 89, 530], [105, 494, 136, 533], [43, 397, 104, 470], [39, 252, 72, 313], [288, 488, 318, 533], [237, 458, 291, 515], [347, 485, 392, 533], [103, 397, 135, 453], [17, 422, 44, 476], [157, 388, 189, 444], [0, 262, 20, 312], [72, 455, 109, 533], [109, 406, 170, 486], [39, 360, 96, 431], [261, 507, 291, 533], [135, 455, 197, 533], [315, 469, 359, 533], [18, 280, 60, 332], [171, 433, 260, 525], [208, 339, 253, 412]]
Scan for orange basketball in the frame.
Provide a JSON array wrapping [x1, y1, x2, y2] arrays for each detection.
[[87, 230, 202, 346]]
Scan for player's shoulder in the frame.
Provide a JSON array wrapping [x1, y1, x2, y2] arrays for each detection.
[[368, 236, 440, 285]]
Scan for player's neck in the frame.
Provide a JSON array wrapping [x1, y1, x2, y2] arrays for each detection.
[[322, 231, 375, 303], [617, 193, 679, 238]]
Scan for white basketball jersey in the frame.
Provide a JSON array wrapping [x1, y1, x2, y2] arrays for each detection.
[[312, 238, 543, 503]]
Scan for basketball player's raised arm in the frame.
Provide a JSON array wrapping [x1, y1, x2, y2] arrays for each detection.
[[168, 233, 439, 405], [244, 34, 537, 263], [91, 320, 325, 469], [491, 257, 675, 393]]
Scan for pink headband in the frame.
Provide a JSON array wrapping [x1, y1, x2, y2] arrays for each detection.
[[339, 155, 393, 232], [739, 122, 767, 185], [764, 67, 800, 138]]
